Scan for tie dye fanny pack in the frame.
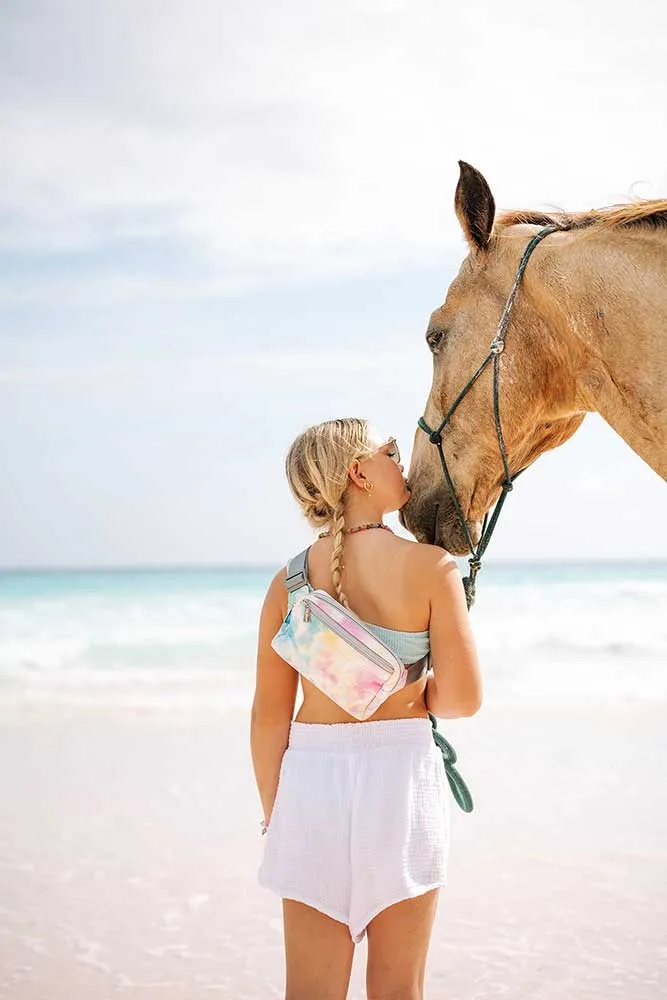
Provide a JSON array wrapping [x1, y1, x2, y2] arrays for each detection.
[[271, 547, 429, 721]]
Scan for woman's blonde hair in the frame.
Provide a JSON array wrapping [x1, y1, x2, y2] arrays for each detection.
[[285, 418, 376, 607]]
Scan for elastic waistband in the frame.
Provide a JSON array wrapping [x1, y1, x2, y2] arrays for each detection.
[[288, 717, 433, 752]]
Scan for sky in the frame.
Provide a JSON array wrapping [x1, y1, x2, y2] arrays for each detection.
[[0, 0, 665, 568]]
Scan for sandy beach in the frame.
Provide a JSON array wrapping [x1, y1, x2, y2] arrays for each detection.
[[1, 701, 666, 999]]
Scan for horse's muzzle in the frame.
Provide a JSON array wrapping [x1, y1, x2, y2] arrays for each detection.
[[401, 491, 480, 556]]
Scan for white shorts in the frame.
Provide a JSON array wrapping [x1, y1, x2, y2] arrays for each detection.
[[258, 717, 450, 943]]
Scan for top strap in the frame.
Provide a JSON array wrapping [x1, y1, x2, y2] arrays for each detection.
[[404, 652, 430, 685]]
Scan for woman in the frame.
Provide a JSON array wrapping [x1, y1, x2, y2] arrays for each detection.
[[251, 417, 481, 1000]]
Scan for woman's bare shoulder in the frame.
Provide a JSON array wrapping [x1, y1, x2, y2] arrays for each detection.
[[262, 565, 289, 617], [398, 536, 457, 571]]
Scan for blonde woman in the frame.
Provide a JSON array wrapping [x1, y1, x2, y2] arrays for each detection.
[[251, 418, 481, 1000]]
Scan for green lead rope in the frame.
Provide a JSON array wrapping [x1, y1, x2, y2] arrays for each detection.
[[429, 714, 474, 813]]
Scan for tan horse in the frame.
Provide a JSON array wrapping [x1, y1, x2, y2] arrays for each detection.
[[402, 161, 667, 555]]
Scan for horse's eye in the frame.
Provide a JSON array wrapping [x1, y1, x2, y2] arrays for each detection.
[[426, 328, 444, 352]]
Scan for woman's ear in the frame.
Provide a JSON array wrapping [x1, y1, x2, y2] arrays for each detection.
[[347, 459, 366, 490]]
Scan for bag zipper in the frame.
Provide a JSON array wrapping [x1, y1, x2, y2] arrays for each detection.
[[301, 595, 402, 683]]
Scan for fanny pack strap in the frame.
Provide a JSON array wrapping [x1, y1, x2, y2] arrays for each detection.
[[285, 547, 311, 606], [285, 546, 310, 592]]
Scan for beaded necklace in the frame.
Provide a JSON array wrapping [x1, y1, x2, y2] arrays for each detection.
[[318, 521, 393, 539]]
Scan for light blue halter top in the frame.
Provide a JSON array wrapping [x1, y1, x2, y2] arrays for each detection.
[[363, 622, 430, 665]]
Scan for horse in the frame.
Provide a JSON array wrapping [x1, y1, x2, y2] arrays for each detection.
[[401, 161, 667, 558]]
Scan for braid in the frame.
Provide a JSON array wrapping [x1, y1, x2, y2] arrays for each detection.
[[330, 497, 349, 608]]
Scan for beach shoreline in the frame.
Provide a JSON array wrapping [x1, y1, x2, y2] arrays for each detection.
[[1, 700, 666, 999]]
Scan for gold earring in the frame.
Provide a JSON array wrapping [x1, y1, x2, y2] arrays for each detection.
[[364, 481, 374, 494]]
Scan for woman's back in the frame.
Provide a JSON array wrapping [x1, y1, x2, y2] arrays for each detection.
[[304, 530, 430, 633], [293, 529, 478, 724]]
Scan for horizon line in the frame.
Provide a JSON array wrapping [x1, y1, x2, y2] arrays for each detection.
[[1, 557, 666, 575]]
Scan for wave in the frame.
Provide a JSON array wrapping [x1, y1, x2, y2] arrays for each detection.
[[0, 566, 665, 710]]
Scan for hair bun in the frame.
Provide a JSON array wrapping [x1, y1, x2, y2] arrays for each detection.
[[285, 417, 374, 531]]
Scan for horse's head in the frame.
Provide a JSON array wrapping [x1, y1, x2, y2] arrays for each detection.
[[401, 162, 584, 554]]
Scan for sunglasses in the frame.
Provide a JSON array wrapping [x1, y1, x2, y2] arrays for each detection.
[[380, 437, 401, 465]]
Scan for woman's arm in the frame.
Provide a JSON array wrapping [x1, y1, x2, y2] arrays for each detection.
[[423, 550, 482, 718], [250, 570, 299, 827]]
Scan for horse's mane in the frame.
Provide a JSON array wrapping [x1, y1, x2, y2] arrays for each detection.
[[497, 198, 667, 234]]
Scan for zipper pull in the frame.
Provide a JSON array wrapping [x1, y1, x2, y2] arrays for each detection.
[[303, 603, 311, 623]]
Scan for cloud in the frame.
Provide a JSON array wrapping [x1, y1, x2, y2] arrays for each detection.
[[1, 1, 665, 567], [1, 0, 666, 298], [0, 347, 425, 401]]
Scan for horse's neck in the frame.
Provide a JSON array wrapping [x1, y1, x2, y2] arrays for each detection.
[[551, 231, 667, 480]]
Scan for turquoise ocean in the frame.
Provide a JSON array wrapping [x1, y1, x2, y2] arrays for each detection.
[[0, 562, 665, 715]]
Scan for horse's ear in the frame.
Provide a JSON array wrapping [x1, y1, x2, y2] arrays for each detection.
[[455, 161, 496, 251]]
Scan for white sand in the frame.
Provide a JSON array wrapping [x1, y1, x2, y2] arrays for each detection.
[[0, 701, 666, 999]]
